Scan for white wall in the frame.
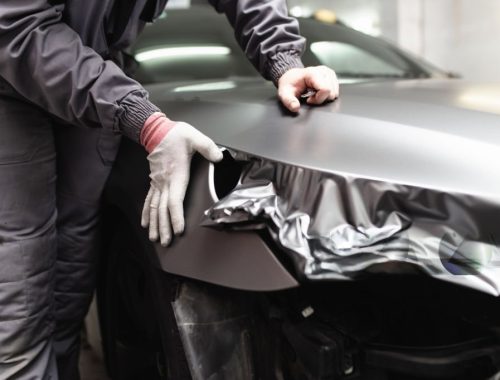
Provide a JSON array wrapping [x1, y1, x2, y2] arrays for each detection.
[[287, 0, 500, 81], [419, 0, 500, 81]]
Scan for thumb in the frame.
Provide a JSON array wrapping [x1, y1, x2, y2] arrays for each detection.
[[278, 84, 301, 113], [190, 128, 223, 162]]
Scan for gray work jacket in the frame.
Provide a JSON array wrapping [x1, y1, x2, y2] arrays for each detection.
[[0, 0, 305, 142]]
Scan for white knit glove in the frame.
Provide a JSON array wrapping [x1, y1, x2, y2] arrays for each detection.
[[141, 122, 223, 246]]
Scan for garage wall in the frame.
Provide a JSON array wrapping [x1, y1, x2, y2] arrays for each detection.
[[415, 0, 500, 81], [287, 0, 399, 39], [287, 0, 500, 81]]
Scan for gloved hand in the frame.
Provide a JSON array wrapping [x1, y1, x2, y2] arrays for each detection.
[[277, 66, 339, 113], [140, 114, 223, 246]]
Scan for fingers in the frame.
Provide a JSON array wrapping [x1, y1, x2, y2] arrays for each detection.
[[143, 121, 224, 245], [142, 187, 175, 246], [306, 90, 329, 105], [168, 157, 190, 235], [148, 188, 161, 241], [141, 187, 153, 228], [158, 189, 171, 246], [142, 187, 171, 245], [190, 129, 223, 162], [277, 66, 339, 110], [305, 66, 339, 105], [168, 166, 190, 236], [278, 84, 301, 113]]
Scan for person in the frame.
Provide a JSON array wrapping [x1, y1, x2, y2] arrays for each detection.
[[0, 0, 339, 379]]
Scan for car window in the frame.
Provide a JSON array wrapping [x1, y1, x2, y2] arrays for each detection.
[[134, 44, 255, 83], [131, 9, 257, 84], [298, 18, 433, 79], [310, 41, 406, 77], [131, 7, 440, 84]]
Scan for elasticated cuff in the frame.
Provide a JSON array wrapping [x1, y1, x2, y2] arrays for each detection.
[[118, 93, 161, 142], [267, 51, 305, 86], [140, 113, 177, 153]]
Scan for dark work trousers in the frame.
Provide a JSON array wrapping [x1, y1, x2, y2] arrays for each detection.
[[0, 78, 121, 379]]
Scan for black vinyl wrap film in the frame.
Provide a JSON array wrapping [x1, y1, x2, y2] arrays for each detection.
[[204, 150, 500, 296]]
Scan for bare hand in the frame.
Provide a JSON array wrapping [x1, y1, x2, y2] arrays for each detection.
[[277, 66, 339, 112]]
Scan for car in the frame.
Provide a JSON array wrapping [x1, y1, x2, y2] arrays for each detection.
[[93, 6, 500, 380], [130, 6, 446, 86]]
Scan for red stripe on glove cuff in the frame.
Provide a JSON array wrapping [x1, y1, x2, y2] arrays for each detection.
[[140, 112, 177, 153]]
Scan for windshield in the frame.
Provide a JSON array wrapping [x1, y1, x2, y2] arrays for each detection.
[[131, 7, 442, 85], [311, 41, 408, 77]]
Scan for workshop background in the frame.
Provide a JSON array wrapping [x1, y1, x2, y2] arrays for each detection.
[[285, 0, 500, 81], [80, 0, 499, 378]]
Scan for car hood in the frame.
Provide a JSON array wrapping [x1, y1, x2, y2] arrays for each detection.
[[147, 78, 500, 199], [146, 78, 500, 295]]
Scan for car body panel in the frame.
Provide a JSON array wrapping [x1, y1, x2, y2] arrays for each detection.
[[154, 156, 299, 291], [109, 6, 500, 292], [97, 8, 500, 379], [104, 77, 500, 292], [105, 138, 299, 291], [133, 78, 500, 292], [147, 78, 500, 199]]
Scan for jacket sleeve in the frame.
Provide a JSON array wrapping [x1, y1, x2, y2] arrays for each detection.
[[207, 0, 306, 84], [0, 0, 159, 142]]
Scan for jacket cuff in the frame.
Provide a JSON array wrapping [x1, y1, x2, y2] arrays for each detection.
[[267, 50, 305, 86], [118, 92, 161, 142]]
